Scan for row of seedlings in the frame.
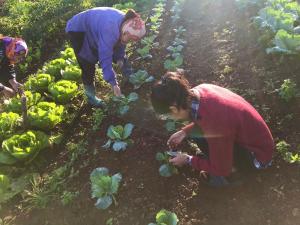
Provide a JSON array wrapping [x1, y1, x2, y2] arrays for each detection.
[[90, 1, 180, 223]]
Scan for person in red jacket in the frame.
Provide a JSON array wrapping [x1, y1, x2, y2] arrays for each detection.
[[151, 71, 274, 187]]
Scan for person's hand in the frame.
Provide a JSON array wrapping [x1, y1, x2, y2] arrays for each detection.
[[9, 79, 23, 92], [113, 85, 122, 97], [117, 59, 124, 69], [169, 153, 190, 167], [1, 86, 15, 98], [167, 130, 187, 149]]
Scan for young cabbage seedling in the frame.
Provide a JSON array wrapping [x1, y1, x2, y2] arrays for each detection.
[[90, 167, 122, 210], [111, 92, 139, 115], [156, 151, 178, 177], [103, 123, 134, 151], [164, 56, 183, 71], [148, 209, 179, 225], [129, 70, 155, 89]]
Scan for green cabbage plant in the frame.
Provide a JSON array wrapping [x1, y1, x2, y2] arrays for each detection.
[[48, 80, 78, 104], [90, 167, 122, 209], [103, 123, 134, 151], [111, 92, 138, 115], [266, 29, 300, 54], [2, 130, 49, 162], [129, 70, 154, 89], [149, 209, 179, 225], [28, 102, 65, 130], [164, 56, 183, 71], [156, 152, 178, 177], [0, 112, 21, 141]]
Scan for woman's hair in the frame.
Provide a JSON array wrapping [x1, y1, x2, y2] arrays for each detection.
[[151, 70, 194, 114], [123, 9, 140, 23]]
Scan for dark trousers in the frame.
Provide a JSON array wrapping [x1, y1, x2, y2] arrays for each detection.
[[190, 137, 256, 173], [67, 32, 95, 86]]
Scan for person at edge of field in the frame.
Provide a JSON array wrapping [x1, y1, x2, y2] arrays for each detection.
[[0, 36, 28, 98], [65, 7, 146, 107], [150, 70, 274, 187]]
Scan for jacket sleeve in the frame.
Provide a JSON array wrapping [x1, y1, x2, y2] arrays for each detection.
[[191, 135, 234, 176], [98, 23, 119, 86]]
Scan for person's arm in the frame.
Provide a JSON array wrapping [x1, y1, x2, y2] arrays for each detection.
[[98, 25, 122, 96]]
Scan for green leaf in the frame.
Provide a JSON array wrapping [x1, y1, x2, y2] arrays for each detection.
[[111, 173, 122, 194], [102, 139, 112, 149], [123, 123, 134, 139], [0, 175, 10, 192], [159, 164, 174, 177], [156, 152, 166, 161], [0, 151, 18, 165], [95, 195, 112, 209], [156, 209, 178, 225], [128, 92, 139, 102], [112, 141, 128, 151]]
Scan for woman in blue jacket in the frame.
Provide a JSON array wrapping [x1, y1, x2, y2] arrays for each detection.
[[66, 7, 146, 107]]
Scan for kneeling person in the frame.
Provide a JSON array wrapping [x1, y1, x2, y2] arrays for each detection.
[[151, 71, 274, 187]]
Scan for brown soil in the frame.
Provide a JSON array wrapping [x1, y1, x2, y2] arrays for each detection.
[[2, 0, 300, 225]]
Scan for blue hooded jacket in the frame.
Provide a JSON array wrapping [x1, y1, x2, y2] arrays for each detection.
[[66, 7, 126, 86]]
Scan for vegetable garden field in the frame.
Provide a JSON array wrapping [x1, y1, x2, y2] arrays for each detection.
[[0, 0, 300, 224]]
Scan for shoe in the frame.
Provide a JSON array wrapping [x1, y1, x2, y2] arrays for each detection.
[[84, 84, 105, 108]]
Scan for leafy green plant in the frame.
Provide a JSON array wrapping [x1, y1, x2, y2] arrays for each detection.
[[164, 56, 183, 71], [113, 2, 137, 12], [2, 130, 49, 162], [4, 91, 42, 113], [266, 29, 300, 54], [129, 70, 154, 89], [60, 191, 79, 206], [61, 65, 81, 82], [137, 45, 152, 59], [277, 79, 298, 101], [90, 167, 122, 210], [0, 112, 21, 141], [92, 108, 105, 131], [276, 140, 300, 164], [156, 152, 178, 177], [149, 209, 179, 225], [103, 123, 134, 152], [167, 45, 184, 58], [43, 58, 67, 79], [253, 7, 295, 33], [48, 80, 78, 104], [24, 73, 54, 92], [28, 102, 65, 130], [60, 47, 76, 61], [111, 92, 138, 115]]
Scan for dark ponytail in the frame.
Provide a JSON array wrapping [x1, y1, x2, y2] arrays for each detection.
[[151, 70, 194, 115]]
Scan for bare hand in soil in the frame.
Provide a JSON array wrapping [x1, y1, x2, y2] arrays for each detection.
[[113, 85, 122, 97]]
